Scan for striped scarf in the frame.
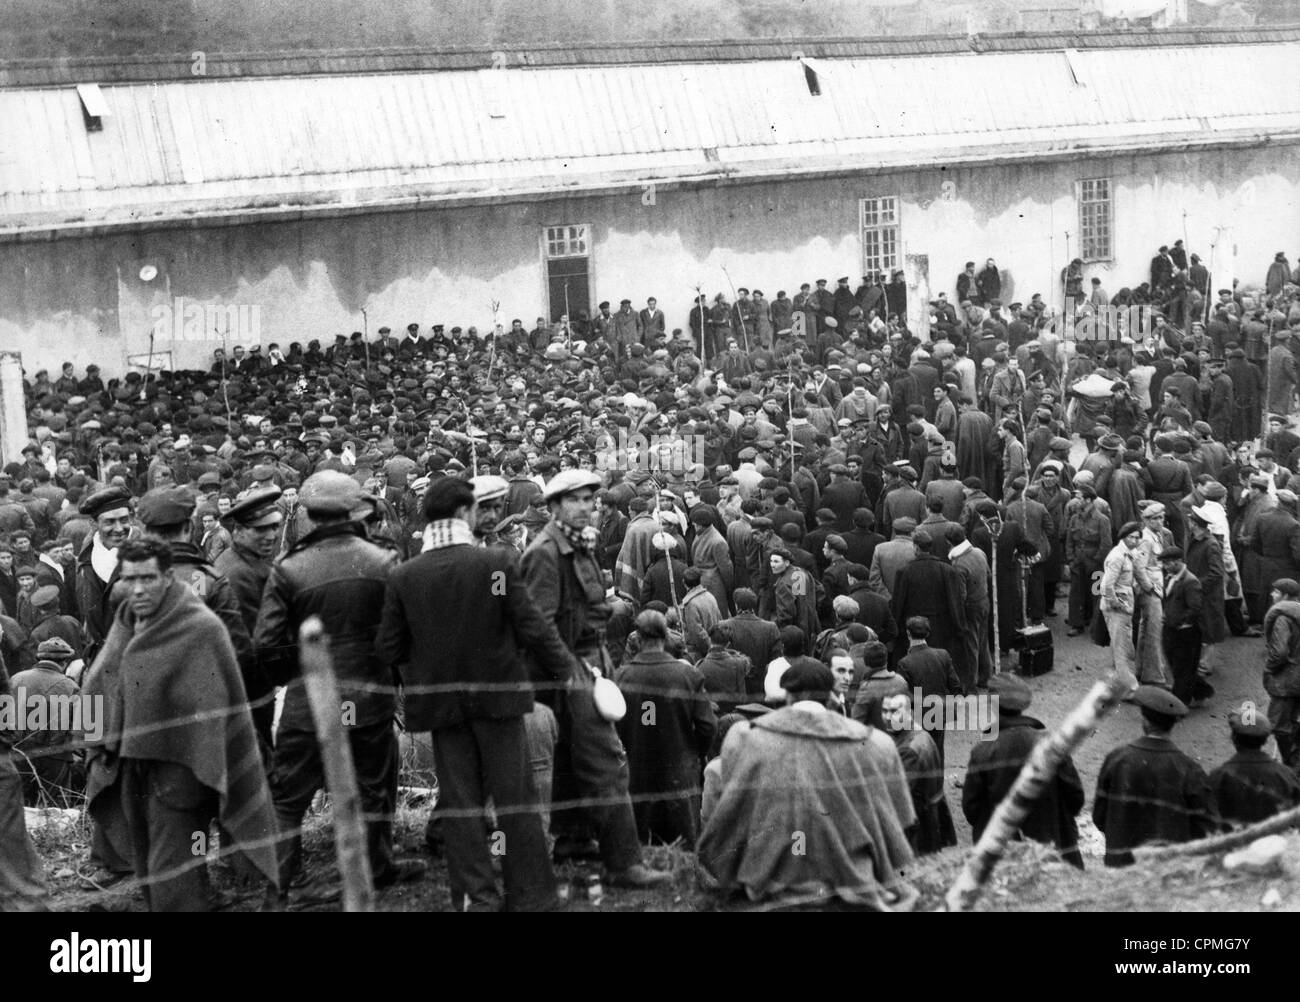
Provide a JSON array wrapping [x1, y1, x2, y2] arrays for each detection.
[[555, 519, 597, 555], [422, 518, 477, 552]]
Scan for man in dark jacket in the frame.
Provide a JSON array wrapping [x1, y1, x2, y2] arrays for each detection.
[[376, 476, 574, 911], [1093, 686, 1218, 866], [214, 487, 283, 637], [889, 528, 967, 672], [822, 465, 867, 532], [1142, 435, 1193, 547], [1158, 545, 1214, 709], [74, 486, 136, 662], [770, 548, 821, 655], [897, 616, 963, 763], [1263, 578, 1300, 767], [594, 491, 628, 572], [718, 588, 781, 697], [521, 470, 670, 888], [255, 471, 422, 894], [33, 540, 77, 619], [962, 674, 1085, 868], [137, 486, 269, 753], [1208, 709, 1300, 827], [695, 621, 752, 715], [976, 259, 1002, 306], [640, 533, 688, 609], [843, 507, 885, 568], [614, 610, 716, 848]]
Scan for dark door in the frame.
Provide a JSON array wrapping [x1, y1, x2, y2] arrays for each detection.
[[547, 256, 590, 324]]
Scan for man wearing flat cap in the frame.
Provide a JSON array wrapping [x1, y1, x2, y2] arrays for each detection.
[[890, 529, 967, 673], [1239, 471, 1279, 623], [1100, 520, 1144, 691], [1158, 546, 1213, 707], [1266, 322, 1296, 416], [255, 471, 423, 895], [137, 486, 264, 744], [1208, 705, 1300, 826], [8, 636, 86, 806], [1243, 488, 1300, 625], [465, 474, 512, 546], [520, 468, 670, 888], [962, 674, 1085, 868], [1262, 578, 1300, 767], [0, 646, 49, 908], [1142, 435, 1192, 547], [23, 578, 85, 659], [1093, 685, 1218, 866]]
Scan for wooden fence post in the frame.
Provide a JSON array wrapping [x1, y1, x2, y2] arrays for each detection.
[[944, 674, 1128, 912], [299, 616, 374, 912]]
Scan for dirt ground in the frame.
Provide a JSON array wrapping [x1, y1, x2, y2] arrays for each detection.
[[29, 618, 1281, 913]]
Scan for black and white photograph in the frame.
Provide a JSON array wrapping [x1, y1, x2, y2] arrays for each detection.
[[0, 0, 1298, 973]]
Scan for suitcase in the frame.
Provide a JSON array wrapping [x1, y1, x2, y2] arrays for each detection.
[[1015, 624, 1054, 676]]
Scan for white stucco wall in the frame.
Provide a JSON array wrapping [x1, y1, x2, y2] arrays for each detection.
[[0, 143, 1296, 376]]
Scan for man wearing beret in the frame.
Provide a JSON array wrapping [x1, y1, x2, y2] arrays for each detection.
[[700, 659, 917, 908], [1208, 707, 1300, 826], [521, 469, 670, 887], [962, 674, 1085, 868], [255, 471, 423, 894], [74, 486, 137, 663], [1093, 686, 1218, 866]]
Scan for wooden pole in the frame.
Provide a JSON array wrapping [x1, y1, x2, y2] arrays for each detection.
[[298, 616, 375, 912], [564, 281, 572, 350], [787, 354, 797, 479], [944, 674, 1128, 912], [722, 265, 748, 354], [696, 285, 706, 363], [219, 327, 233, 430], [653, 486, 684, 626], [362, 308, 370, 372], [1134, 801, 1300, 862], [983, 513, 1002, 676]]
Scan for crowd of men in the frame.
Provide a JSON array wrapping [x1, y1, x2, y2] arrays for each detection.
[[2, 243, 1300, 911]]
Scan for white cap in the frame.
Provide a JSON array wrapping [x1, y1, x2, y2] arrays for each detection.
[[540, 469, 602, 502], [470, 475, 509, 502]]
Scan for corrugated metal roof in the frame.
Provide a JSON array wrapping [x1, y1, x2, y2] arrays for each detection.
[[2, 26, 1298, 86], [2, 38, 1298, 238]]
